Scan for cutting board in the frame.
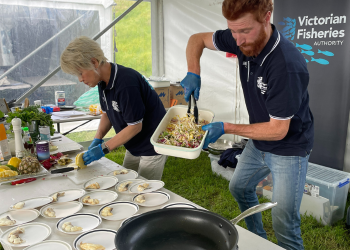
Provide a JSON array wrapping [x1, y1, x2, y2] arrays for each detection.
[[66, 158, 123, 185]]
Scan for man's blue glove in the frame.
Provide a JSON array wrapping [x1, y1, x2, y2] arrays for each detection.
[[83, 144, 105, 165], [180, 72, 201, 102], [202, 122, 225, 149], [88, 138, 104, 150]]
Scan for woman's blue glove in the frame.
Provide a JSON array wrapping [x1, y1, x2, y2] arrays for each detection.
[[180, 72, 201, 102], [83, 144, 105, 165], [88, 138, 104, 150], [202, 122, 225, 149]]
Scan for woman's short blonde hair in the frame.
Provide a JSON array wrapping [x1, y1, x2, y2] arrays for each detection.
[[60, 36, 108, 76]]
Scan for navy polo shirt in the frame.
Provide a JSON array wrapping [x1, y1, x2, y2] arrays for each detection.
[[98, 63, 166, 156], [213, 24, 314, 157]]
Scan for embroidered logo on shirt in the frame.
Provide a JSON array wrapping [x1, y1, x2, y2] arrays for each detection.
[[257, 77, 267, 94], [112, 101, 120, 112]]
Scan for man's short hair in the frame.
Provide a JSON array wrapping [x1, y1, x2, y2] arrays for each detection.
[[60, 36, 108, 76], [222, 0, 273, 23]]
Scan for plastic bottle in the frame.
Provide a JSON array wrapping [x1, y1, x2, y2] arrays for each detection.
[[0, 123, 11, 161], [22, 127, 34, 154], [12, 118, 24, 158]]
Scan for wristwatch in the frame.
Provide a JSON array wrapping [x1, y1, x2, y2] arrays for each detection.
[[101, 142, 110, 154]]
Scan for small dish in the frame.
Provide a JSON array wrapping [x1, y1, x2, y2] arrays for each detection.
[[56, 213, 102, 235], [83, 176, 118, 190], [129, 180, 165, 194], [72, 228, 118, 250], [9, 197, 53, 211], [40, 201, 83, 219], [132, 191, 170, 207], [107, 168, 138, 182], [79, 190, 118, 206], [0, 209, 40, 227], [115, 179, 143, 193], [23, 240, 72, 250], [98, 201, 139, 221], [49, 189, 86, 203]]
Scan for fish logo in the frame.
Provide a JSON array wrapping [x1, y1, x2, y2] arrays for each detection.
[[305, 58, 309, 63], [318, 49, 334, 57], [112, 101, 120, 112], [311, 57, 329, 65], [176, 91, 184, 96], [296, 43, 312, 51], [159, 92, 166, 97], [257, 77, 267, 94], [278, 21, 285, 25], [301, 50, 314, 56]]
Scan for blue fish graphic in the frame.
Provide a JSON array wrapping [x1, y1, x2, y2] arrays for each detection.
[[296, 43, 312, 50], [176, 91, 184, 96], [301, 50, 314, 56], [311, 57, 329, 65], [305, 58, 309, 63], [318, 49, 334, 56], [278, 21, 285, 25], [284, 34, 292, 39], [289, 28, 295, 34], [292, 19, 296, 26], [159, 92, 166, 97], [284, 17, 292, 22], [291, 35, 294, 40], [282, 25, 293, 32], [286, 21, 294, 27]]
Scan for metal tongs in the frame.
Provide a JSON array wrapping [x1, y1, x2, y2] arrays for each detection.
[[187, 93, 198, 124]]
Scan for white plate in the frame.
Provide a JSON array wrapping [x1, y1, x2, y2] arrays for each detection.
[[0, 210, 40, 227], [83, 176, 118, 190], [115, 179, 143, 193], [98, 201, 139, 221], [162, 202, 198, 209], [56, 213, 102, 235], [49, 189, 86, 203], [73, 228, 118, 250], [79, 190, 118, 206], [120, 214, 140, 228], [9, 197, 53, 210], [23, 240, 72, 250], [40, 201, 83, 219], [0, 222, 51, 248], [132, 191, 170, 207], [129, 180, 165, 194], [107, 169, 138, 181]]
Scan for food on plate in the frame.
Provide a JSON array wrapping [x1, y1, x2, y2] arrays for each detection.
[[137, 183, 150, 192], [76, 153, 87, 169], [117, 181, 132, 192], [101, 207, 113, 217], [113, 169, 129, 175], [18, 156, 40, 175], [57, 155, 73, 166], [62, 222, 82, 232], [86, 182, 100, 189], [0, 165, 10, 171], [7, 157, 21, 169], [0, 216, 16, 226], [0, 170, 18, 178], [80, 242, 105, 250], [7, 227, 25, 244], [51, 192, 65, 202], [44, 207, 56, 217], [82, 195, 99, 205], [13, 202, 25, 209], [135, 195, 146, 203]]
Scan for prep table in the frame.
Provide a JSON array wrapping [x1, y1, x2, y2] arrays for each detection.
[[0, 143, 284, 250]]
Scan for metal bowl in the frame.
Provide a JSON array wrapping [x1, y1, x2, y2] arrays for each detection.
[[208, 139, 235, 155]]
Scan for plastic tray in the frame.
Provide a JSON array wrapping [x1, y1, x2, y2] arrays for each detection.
[[150, 105, 214, 159]]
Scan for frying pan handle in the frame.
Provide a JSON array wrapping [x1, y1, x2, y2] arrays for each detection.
[[230, 202, 277, 225]]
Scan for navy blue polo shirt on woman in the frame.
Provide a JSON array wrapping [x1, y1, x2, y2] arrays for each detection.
[[98, 63, 166, 156], [213, 24, 314, 157]]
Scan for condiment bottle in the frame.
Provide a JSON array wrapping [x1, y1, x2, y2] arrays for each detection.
[[12, 118, 24, 158], [22, 127, 34, 154], [0, 123, 11, 161]]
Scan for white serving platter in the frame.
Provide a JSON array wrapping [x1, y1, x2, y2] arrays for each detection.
[[23, 240, 72, 250], [40, 201, 83, 219], [9, 197, 53, 211], [56, 213, 102, 235], [150, 105, 215, 159], [107, 168, 138, 181], [83, 176, 118, 190], [0, 222, 51, 248], [162, 202, 198, 209], [132, 191, 170, 207], [79, 190, 118, 206], [98, 201, 139, 221], [129, 180, 165, 194], [72, 228, 118, 250], [49, 189, 86, 203], [115, 179, 143, 193], [0, 209, 40, 227]]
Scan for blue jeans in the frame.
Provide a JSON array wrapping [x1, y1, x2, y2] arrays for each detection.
[[229, 139, 309, 250]]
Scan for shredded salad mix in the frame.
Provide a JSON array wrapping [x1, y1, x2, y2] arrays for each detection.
[[157, 114, 209, 148]]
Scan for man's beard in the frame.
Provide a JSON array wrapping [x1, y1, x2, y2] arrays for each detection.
[[239, 25, 267, 57]]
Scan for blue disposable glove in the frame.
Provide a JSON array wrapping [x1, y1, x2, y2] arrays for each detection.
[[83, 144, 105, 165], [88, 138, 104, 150], [201, 122, 225, 149], [180, 72, 201, 102]]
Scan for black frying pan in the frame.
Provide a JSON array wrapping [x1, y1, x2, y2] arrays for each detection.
[[115, 202, 277, 250]]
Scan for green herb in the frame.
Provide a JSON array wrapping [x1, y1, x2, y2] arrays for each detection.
[[0, 110, 4, 119]]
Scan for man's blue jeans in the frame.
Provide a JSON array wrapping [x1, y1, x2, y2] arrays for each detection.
[[229, 139, 309, 250]]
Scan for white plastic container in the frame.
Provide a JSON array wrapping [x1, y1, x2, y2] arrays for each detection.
[[148, 80, 171, 88], [150, 105, 214, 159], [208, 153, 235, 181]]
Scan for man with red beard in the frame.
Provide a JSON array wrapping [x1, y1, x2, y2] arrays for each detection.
[[180, 1, 313, 250]]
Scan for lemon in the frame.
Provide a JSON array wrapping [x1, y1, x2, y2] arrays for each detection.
[[8, 157, 21, 169]]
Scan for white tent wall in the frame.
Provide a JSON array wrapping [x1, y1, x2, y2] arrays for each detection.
[[162, 0, 249, 142]]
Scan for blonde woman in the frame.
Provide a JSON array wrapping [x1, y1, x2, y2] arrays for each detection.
[[61, 36, 167, 180]]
